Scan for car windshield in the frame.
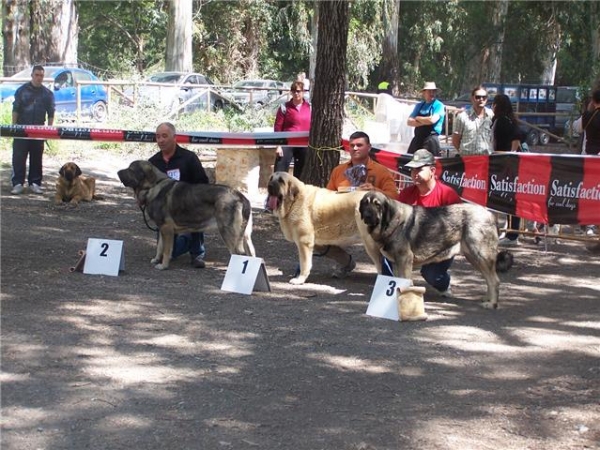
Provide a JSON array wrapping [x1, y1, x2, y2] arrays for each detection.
[[148, 73, 184, 84]]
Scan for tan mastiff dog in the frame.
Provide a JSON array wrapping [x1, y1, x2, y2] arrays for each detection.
[[267, 171, 382, 284]]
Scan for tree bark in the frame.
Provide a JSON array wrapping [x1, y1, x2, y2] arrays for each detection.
[[380, 0, 400, 95], [165, 0, 193, 72], [30, 0, 78, 66], [486, 0, 508, 83], [301, 0, 350, 187], [2, 0, 31, 75]]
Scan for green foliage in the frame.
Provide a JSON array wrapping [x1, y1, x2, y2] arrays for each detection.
[[71, 0, 600, 100], [77, 0, 168, 77], [346, 1, 383, 91]]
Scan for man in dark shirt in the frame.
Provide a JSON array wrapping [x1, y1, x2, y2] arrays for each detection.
[[149, 122, 209, 268], [11, 65, 55, 195]]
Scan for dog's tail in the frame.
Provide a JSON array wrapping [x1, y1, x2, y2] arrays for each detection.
[[496, 250, 514, 273]]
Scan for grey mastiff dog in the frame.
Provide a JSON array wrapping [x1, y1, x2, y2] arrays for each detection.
[[118, 160, 255, 269], [358, 191, 512, 309]]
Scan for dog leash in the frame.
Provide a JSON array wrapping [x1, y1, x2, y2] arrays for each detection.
[[138, 204, 159, 232]]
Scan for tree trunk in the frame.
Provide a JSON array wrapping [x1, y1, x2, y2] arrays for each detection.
[[380, 0, 400, 95], [301, 0, 350, 187], [2, 0, 31, 75], [30, 0, 78, 66], [590, 1, 600, 89], [165, 0, 193, 72], [486, 0, 508, 83]]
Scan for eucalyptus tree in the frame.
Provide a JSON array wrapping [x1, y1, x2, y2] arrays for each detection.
[[166, 0, 192, 72], [2, 0, 78, 75]]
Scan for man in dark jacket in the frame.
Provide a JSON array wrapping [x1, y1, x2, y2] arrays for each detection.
[[149, 122, 210, 268], [11, 65, 55, 195]]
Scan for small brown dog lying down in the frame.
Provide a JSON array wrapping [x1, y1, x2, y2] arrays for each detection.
[[55, 162, 100, 205]]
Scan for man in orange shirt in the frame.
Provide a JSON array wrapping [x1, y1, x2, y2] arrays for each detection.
[[327, 131, 397, 198], [322, 131, 397, 278]]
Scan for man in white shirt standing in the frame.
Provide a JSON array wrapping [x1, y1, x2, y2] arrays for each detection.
[[452, 85, 494, 155]]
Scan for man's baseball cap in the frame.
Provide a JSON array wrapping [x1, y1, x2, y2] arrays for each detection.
[[405, 149, 435, 168]]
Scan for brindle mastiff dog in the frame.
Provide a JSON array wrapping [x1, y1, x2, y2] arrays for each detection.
[[267, 171, 381, 284], [358, 191, 513, 309], [55, 162, 99, 205], [118, 160, 255, 270]]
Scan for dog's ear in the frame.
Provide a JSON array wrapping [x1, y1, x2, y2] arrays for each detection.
[[379, 195, 395, 230], [74, 164, 82, 177], [288, 180, 300, 201], [59, 164, 67, 177]]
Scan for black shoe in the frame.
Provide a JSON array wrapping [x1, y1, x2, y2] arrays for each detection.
[[191, 256, 206, 269]]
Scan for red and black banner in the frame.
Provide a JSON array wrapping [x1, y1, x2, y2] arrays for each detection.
[[3, 125, 599, 225], [367, 149, 600, 226]]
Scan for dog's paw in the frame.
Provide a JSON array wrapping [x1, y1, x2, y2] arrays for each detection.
[[481, 301, 498, 310], [150, 257, 161, 265], [289, 276, 307, 285], [154, 263, 169, 270]]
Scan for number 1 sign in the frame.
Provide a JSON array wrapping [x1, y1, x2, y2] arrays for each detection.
[[221, 255, 271, 295], [83, 238, 125, 276]]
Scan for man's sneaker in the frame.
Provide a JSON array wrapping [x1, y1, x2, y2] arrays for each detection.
[[433, 286, 453, 298], [191, 256, 206, 269], [331, 256, 356, 279], [10, 184, 24, 195], [586, 226, 598, 237], [499, 237, 519, 247], [29, 183, 43, 194]]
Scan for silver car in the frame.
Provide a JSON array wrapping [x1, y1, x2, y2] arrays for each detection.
[[227, 79, 288, 106], [136, 71, 231, 112]]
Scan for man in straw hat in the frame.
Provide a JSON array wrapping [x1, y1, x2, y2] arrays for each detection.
[[406, 81, 445, 156]]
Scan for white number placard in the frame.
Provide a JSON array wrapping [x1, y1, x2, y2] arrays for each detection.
[[221, 255, 271, 295], [366, 275, 412, 321], [83, 238, 125, 277]]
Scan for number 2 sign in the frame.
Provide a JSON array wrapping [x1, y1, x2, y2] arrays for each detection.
[[83, 238, 125, 276], [221, 255, 271, 295]]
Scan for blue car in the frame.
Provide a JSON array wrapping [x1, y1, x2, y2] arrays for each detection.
[[0, 66, 108, 122]]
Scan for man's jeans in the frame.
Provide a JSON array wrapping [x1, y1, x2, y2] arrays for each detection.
[[171, 232, 206, 259], [382, 256, 453, 291], [12, 139, 44, 186]]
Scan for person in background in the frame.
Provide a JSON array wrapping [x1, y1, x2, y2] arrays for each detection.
[[452, 85, 494, 155], [407, 82, 445, 156], [273, 80, 312, 178], [297, 72, 310, 97], [572, 89, 600, 236], [11, 65, 55, 195], [149, 122, 209, 268], [397, 149, 462, 296], [492, 94, 522, 245], [377, 81, 392, 95]]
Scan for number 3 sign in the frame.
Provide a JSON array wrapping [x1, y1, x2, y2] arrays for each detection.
[[221, 255, 271, 295], [83, 238, 125, 276], [366, 275, 412, 321]]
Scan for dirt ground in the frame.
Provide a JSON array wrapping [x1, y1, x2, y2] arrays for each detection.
[[1, 148, 599, 450]]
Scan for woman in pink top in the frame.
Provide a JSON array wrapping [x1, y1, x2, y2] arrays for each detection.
[[273, 80, 312, 177]]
